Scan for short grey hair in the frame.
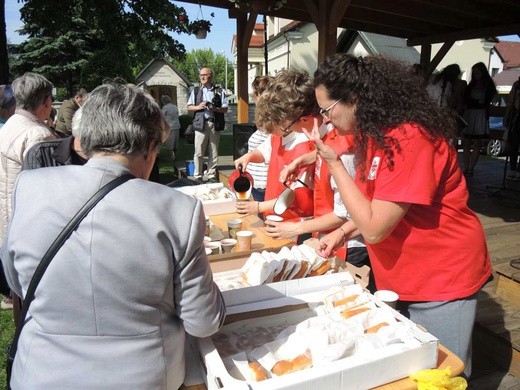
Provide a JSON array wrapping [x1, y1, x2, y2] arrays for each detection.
[[12, 72, 53, 112], [77, 82, 168, 157], [71, 106, 83, 138]]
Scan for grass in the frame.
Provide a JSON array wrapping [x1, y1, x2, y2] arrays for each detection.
[[0, 301, 15, 389], [0, 132, 235, 389]]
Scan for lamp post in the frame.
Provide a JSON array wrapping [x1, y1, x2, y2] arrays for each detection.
[[222, 50, 228, 91]]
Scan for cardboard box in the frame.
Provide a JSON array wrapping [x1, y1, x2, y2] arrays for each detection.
[[194, 277, 438, 390], [172, 183, 237, 216]]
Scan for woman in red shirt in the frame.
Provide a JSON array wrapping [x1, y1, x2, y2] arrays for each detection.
[[308, 54, 491, 379]]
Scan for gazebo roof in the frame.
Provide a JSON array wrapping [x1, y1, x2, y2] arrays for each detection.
[[178, 0, 520, 45]]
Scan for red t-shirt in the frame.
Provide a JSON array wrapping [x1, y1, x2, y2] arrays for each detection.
[[355, 124, 491, 301]]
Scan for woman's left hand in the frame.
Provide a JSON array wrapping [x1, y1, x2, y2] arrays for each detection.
[[315, 229, 344, 258], [302, 118, 340, 165]]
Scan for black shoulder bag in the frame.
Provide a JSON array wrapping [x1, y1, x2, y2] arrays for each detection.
[[5, 174, 134, 389]]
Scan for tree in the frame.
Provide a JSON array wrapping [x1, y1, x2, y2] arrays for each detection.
[[172, 49, 233, 91], [9, 0, 192, 94], [0, 0, 9, 83]]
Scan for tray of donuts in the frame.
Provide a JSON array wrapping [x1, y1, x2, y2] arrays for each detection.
[[196, 282, 438, 390]]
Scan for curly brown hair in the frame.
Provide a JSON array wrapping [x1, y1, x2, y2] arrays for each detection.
[[255, 69, 318, 134], [314, 54, 457, 180], [251, 75, 274, 98]]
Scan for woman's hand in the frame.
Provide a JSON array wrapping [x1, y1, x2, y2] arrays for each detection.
[[279, 162, 299, 184], [234, 153, 250, 171], [315, 229, 345, 258], [236, 200, 260, 215], [264, 220, 301, 240], [302, 118, 340, 166]]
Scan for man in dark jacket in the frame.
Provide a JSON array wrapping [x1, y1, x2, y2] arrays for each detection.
[[55, 88, 88, 136]]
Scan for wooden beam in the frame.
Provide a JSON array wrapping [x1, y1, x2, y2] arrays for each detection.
[[330, 0, 352, 30], [420, 44, 431, 77], [425, 41, 455, 76], [312, 0, 351, 64], [408, 23, 520, 46], [235, 12, 256, 124], [303, 0, 319, 26]]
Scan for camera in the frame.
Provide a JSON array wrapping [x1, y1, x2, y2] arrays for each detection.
[[205, 93, 222, 110]]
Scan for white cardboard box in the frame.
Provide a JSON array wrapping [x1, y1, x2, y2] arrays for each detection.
[[193, 275, 438, 390], [172, 183, 237, 216]]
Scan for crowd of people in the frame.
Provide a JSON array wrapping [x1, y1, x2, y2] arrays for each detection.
[[0, 52, 516, 387]]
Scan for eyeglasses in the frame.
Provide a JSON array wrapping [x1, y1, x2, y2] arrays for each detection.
[[199, 73, 211, 77], [319, 99, 341, 118], [280, 117, 300, 134]]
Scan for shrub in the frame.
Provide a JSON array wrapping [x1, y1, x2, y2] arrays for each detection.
[[179, 114, 193, 138]]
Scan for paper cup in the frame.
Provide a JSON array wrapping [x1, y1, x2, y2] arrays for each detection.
[[204, 241, 221, 255], [265, 215, 283, 224], [203, 236, 212, 244], [236, 230, 253, 251], [374, 290, 399, 309], [227, 218, 243, 239], [220, 238, 237, 253]]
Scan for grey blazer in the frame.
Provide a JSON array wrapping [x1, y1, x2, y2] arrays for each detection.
[[1, 157, 225, 389]]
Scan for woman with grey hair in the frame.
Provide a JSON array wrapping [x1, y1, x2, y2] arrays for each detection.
[[0, 72, 57, 243], [161, 94, 181, 160], [1, 82, 226, 389]]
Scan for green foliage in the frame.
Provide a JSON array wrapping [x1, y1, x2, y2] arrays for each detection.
[[171, 49, 233, 91], [55, 87, 69, 102], [12, 0, 192, 93]]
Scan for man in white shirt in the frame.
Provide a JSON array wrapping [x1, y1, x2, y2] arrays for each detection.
[[187, 67, 228, 182]]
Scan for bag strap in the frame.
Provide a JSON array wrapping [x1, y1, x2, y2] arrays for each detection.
[[7, 173, 134, 361]]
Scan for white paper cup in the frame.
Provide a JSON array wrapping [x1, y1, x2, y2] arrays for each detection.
[[204, 241, 221, 255], [236, 230, 253, 251], [265, 215, 283, 224], [220, 238, 237, 253], [203, 236, 212, 244], [374, 290, 399, 309], [227, 218, 243, 239]]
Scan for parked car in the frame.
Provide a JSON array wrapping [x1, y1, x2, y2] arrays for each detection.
[[486, 116, 507, 156]]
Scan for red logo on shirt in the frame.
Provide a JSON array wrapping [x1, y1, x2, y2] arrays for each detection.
[[368, 157, 380, 180]]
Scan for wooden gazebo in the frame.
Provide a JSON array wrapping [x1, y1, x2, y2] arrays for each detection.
[[179, 0, 520, 123]]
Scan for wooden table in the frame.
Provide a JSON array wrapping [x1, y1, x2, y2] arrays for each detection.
[[207, 212, 294, 271], [181, 343, 464, 390]]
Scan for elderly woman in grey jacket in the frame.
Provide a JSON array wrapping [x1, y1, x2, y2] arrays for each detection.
[[1, 82, 225, 389]]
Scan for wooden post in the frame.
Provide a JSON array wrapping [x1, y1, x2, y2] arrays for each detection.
[[306, 0, 351, 65], [235, 11, 257, 124]]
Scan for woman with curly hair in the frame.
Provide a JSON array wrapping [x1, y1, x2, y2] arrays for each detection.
[[307, 54, 491, 378]]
